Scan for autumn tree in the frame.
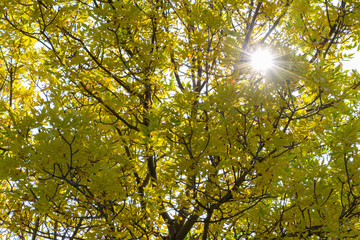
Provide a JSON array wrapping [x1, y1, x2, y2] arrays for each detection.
[[1, 0, 360, 239]]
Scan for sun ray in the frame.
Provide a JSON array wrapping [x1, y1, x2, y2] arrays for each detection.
[[251, 49, 274, 72]]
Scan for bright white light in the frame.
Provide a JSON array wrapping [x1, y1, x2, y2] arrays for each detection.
[[251, 49, 274, 72]]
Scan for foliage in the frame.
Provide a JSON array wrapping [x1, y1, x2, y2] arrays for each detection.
[[0, 0, 360, 239]]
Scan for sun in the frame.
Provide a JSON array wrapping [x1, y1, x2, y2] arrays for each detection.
[[251, 49, 274, 72]]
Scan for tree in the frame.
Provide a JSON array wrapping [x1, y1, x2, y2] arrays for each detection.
[[0, 0, 360, 239]]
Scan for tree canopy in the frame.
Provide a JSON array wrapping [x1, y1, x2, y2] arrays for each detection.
[[1, 0, 360, 239]]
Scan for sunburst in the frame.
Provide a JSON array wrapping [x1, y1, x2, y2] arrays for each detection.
[[250, 49, 274, 72]]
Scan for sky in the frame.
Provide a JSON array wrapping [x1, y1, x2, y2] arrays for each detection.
[[342, 49, 360, 71]]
